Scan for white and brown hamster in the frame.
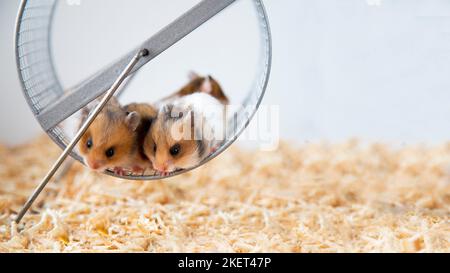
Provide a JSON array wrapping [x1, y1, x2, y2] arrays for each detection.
[[158, 72, 229, 106], [78, 97, 157, 176], [144, 78, 228, 176]]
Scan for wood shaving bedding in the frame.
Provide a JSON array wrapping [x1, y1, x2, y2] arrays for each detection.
[[0, 136, 449, 252]]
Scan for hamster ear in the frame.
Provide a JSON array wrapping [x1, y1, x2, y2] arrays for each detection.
[[188, 71, 200, 80], [81, 106, 90, 118], [108, 96, 120, 107], [164, 104, 185, 120], [125, 111, 141, 131], [200, 76, 213, 94]]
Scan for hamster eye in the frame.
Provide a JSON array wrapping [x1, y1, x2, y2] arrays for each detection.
[[170, 144, 181, 156], [86, 138, 93, 149], [153, 144, 157, 153], [105, 148, 115, 158]]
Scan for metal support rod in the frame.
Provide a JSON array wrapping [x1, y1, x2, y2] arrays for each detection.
[[36, 0, 236, 131], [15, 49, 149, 224]]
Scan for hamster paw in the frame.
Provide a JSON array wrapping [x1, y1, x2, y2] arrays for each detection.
[[113, 167, 126, 176], [210, 144, 222, 154], [156, 171, 170, 177]]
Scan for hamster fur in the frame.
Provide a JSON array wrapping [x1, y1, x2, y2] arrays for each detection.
[[144, 92, 227, 176], [79, 97, 157, 175], [157, 72, 229, 106]]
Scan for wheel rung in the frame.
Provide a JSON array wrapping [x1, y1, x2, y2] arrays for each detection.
[[18, 47, 47, 58]]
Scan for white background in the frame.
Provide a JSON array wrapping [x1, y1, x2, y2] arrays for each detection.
[[1, 0, 449, 146]]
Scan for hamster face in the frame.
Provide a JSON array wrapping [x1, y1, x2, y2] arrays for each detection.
[[79, 104, 143, 173], [143, 107, 208, 174]]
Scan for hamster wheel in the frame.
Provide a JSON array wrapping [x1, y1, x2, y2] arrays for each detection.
[[15, 0, 272, 181]]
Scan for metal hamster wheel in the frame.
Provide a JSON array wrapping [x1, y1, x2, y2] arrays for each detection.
[[14, 0, 271, 222], [16, 0, 272, 179]]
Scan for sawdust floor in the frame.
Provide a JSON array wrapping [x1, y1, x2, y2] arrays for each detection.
[[0, 136, 449, 252]]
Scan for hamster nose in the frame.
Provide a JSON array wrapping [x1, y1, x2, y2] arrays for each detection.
[[88, 160, 101, 170], [155, 163, 168, 172]]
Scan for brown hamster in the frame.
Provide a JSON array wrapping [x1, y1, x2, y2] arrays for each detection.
[[123, 102, 158, 171], [158, 72, 229, 105], [144, 92, 226, 176], [78, 97, 156, 175]]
